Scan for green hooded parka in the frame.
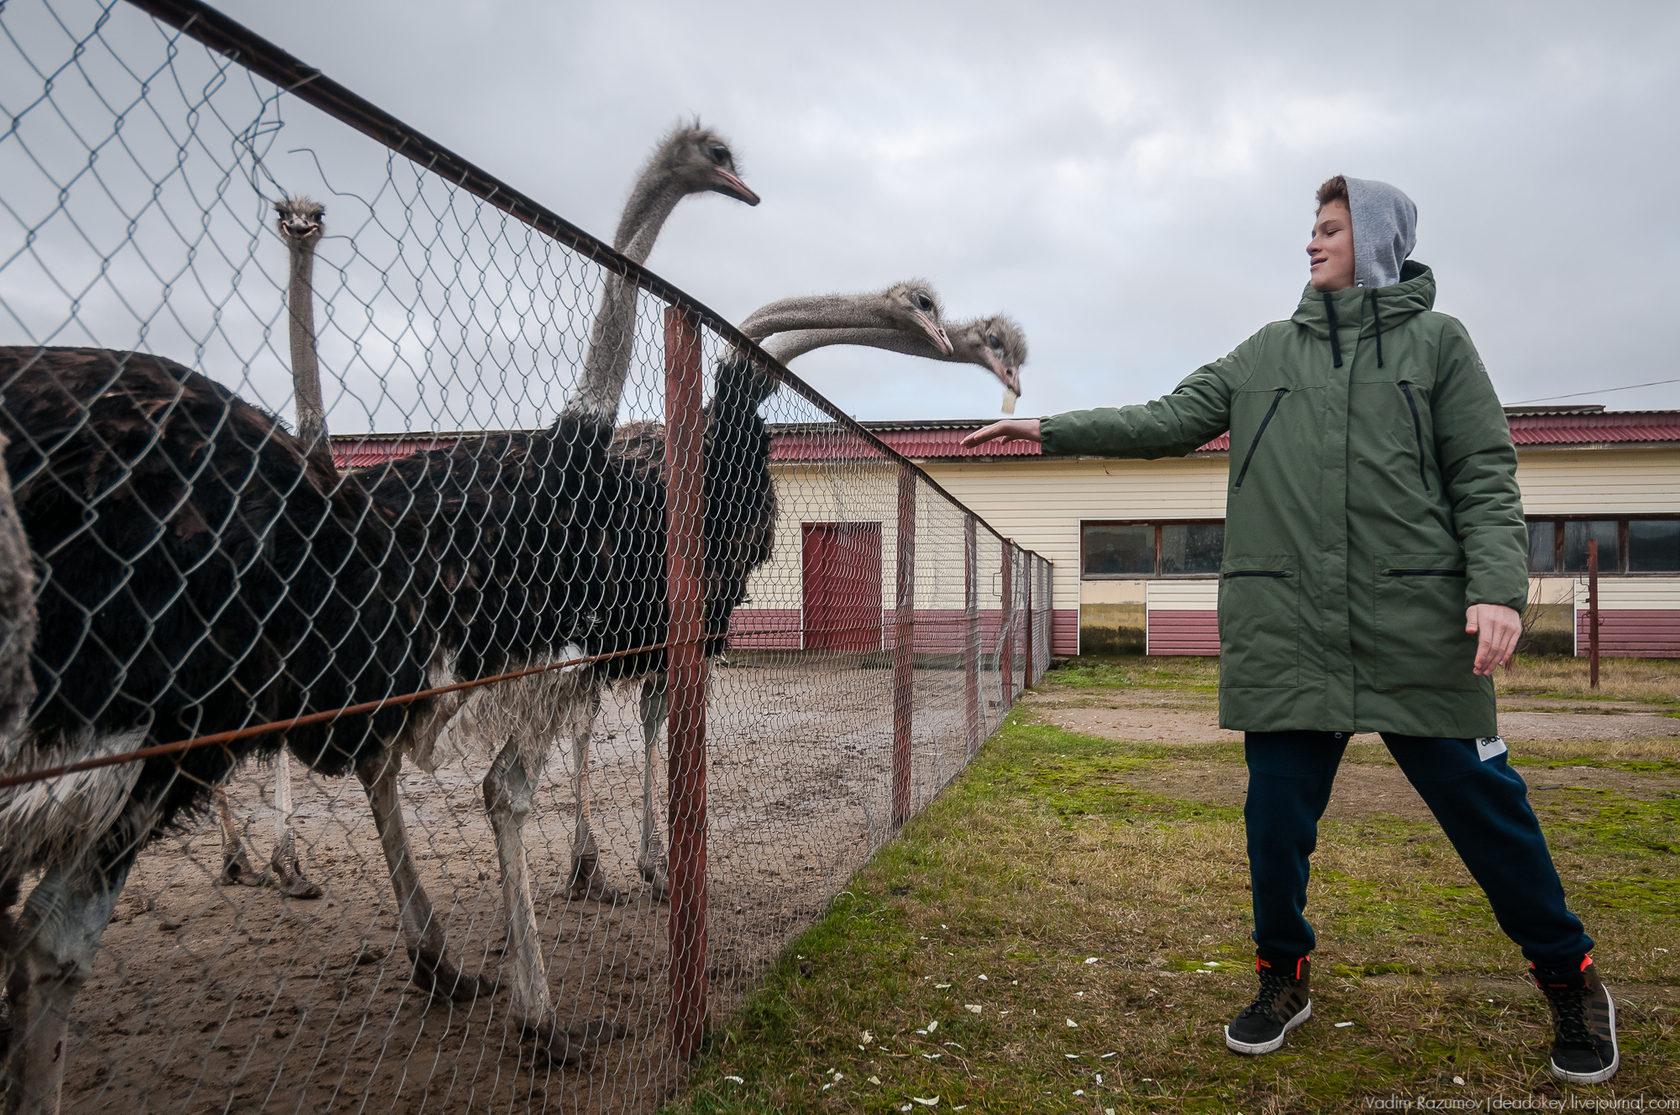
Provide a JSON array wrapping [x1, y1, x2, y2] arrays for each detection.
[[1041, 262, 1526, 737]]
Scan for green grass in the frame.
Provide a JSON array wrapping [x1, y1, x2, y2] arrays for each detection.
[[663, 659, 1680, 1115]]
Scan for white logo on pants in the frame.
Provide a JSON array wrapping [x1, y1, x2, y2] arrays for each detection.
[[1476, 736, 1508, 761]]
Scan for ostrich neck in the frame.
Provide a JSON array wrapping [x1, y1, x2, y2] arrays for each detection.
[[761, 326, 956, 365], [737, 293, 907, 343], [563, 178, 690, 424], [286, 242, 334, 470]]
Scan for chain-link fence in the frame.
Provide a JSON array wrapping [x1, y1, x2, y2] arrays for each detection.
[[0, 1, 1051, 1110]]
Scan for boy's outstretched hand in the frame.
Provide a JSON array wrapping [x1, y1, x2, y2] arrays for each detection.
[[963, 418, 1042, 448], [1466, 603, 1522, 676]]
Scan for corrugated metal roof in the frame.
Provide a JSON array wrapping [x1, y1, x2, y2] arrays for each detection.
[[330, 408, 1680, 467]]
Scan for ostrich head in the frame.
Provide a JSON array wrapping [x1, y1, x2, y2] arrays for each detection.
[[947, 315, 1026, 396], [651, 123, 760, 208], [275, 195, 325, 250], [882, 281, 953, 356]]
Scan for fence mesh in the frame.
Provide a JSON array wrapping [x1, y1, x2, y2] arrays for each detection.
[[0, 1, 1051, 1110]]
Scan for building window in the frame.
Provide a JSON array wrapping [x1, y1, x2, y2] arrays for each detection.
[[1082, 521, 1224, 578], [1629, 519, 1680, 572], [1526, 517, 1680, 574]]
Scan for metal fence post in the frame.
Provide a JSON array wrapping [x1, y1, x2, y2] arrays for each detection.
[[892, 465, 916, 828], [964, 514, 980, 757], [663, 306, 707, 1059], [1001, 542, 1014, 713]]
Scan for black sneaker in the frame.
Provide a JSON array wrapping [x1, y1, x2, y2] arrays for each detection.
[[1532, 956, 1619, 1084], [1225, 956, 1312, 1054]]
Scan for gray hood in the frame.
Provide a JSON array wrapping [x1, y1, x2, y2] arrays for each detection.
[[1346, 177, 1417, 288]]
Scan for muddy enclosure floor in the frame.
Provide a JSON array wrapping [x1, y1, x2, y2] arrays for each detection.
[[13, 656, 1009, 1114]]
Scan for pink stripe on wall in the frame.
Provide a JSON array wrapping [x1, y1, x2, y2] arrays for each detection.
[[1148, 610, 1220, 656], [1053, 609, 1078, 656], [727, 608, 802, 650], [1575, 609, 1680, 658]]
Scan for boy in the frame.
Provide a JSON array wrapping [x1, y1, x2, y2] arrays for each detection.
[[963, 177, 1618, 1083]]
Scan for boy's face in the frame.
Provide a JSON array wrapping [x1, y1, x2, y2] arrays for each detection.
[[1307, 198, 1356, 291]]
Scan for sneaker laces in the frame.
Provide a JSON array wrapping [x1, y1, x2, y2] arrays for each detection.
[[1239, 967, 1294, 1019], [1538, 981, 1593, 1045]]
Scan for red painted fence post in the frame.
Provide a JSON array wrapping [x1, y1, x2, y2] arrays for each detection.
[[1588, 538, 1600, 689], [892, 465, 915, 828], [964, 514, 980, 757], [663, 307, 707, 1059], [1001, 543, 1014, 712], [1014, 554, 1028, 691]]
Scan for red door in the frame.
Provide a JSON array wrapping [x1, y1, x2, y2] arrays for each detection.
[[801, 522, 883, 651]]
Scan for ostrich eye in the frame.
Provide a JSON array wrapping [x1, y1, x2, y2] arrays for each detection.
[[914, 294, 933, 312], [709, 145, 730, 164], [987, 334, 1002, 349]]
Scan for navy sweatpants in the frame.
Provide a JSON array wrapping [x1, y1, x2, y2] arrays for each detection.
[[1244, 732, 1592, 969]]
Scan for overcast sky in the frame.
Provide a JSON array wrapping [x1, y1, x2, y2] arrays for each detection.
[[6, 0, 1679, 425]]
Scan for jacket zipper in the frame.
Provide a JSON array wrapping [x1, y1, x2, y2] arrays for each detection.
[[1383, 569, 1466, 577], [1223, 570, 1291, 579], [1233, 388, 1287, 490], [1397, 381, 1431, 492]]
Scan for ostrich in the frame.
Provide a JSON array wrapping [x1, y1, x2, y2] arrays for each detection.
[[0, 439, 37, 1058], [0, 347, 421, 1114], [765, 312, 1027, 403], [0, 123, 757, 1105], [214, 194, 331, 899], [569, 287, 1025, 903], [343, 122, 759, 1058]]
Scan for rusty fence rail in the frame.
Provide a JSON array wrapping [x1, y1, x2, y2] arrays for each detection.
[[0, 1, 1052, 1110]]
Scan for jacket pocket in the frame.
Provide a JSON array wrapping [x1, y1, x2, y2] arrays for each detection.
[[1371, 553, 1478, 691], [1218, 555, 1299, 688], [1397, 381, 1431, 493], [1232, 388, 1287, 490]]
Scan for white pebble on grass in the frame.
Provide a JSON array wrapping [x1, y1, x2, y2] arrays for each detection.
[[1085, 957, 1100, 964], [1066, 1018, 1078, 1028], [965, 1004, 983, 1014], [1335, 1022, 1354, 1028], [724, 1076, 744, 1084]]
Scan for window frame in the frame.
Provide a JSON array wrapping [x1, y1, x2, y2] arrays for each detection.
[[1525, 515, 1680, 576], [1079, 518, 1226, 580]]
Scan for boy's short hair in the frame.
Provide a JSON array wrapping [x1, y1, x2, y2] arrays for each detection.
[[1316, 175, 1349, 212]]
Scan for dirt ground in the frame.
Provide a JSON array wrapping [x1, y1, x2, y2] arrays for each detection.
[[28, 662, 1675, 1112], [39, 657, 1007, 1114]]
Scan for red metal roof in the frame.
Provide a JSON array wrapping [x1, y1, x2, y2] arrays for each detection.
[[330, 409, 1680, 468]]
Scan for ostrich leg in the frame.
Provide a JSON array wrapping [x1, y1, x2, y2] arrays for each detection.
[[565, 687, 621, 902], [215, 788, 263, 887], [268, 750, 322, 898], [355, 749, 489, 1001], [636, 675, 670, 901], [483, 739, 563, 1054], [5, 863, 128, 1115]]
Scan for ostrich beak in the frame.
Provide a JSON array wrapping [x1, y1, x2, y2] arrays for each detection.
[[917, 313, 954, 356], [712, 169, 761, 206], [983, 347, 1020, 393], [280, 217, 322, 242]]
